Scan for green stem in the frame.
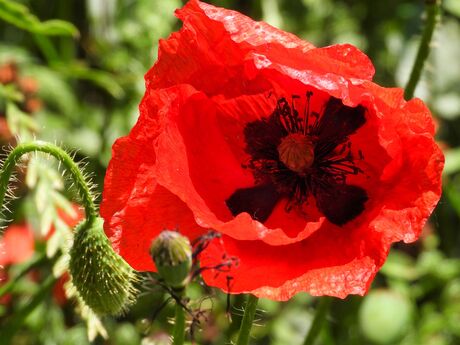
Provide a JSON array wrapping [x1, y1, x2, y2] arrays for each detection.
[[33, 34, 60, 66], [302, 297, 333, 345], [0, 141, 97, 221], [172, 290, 186, 345], [236, 294, 259, 345], [0, 252, 47, 298], [404, 0, 441, 100], [0, 274, 57, 343]]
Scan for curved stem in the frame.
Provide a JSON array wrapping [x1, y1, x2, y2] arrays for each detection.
[[172, 290, 186, 345], [236, 294, 259, 345], [404, 0, 441, 100], [0, 141, 97, 221], [302, 297, 333, 345]]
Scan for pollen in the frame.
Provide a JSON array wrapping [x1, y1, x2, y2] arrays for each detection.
[[277, 133, 314, 174]]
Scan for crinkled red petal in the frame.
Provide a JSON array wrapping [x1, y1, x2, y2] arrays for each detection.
[[146, 0, 374, 95], [101, 88, 206, 271], [199, 227, 387, 300]]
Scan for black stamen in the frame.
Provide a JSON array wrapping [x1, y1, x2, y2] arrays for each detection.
[[303, 91, 313, 135], [227, 93, 368, 226]]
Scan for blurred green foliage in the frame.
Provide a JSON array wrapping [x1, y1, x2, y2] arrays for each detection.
[[0, 0, 459, 344]]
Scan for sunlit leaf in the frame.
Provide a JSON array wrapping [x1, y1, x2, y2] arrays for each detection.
[[0, 0, 78, 37], [444, 0, 460, 17], [55, 63, 124, 99], [444, 148, 460, 175]]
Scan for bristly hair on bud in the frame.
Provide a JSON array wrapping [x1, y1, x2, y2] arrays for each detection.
[[150, 230, 192, 289], [69, 217, 138, 315]]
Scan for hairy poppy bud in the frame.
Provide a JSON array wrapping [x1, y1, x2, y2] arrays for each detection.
[[150, 230, 192, 289], [69, 217, 137, 315]]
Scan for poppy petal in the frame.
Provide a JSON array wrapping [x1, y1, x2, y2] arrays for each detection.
[[0, 225, 34, 266], [101, 104, 205, 271], [199, 227, 387, 299], [147, 0, 374, 98]]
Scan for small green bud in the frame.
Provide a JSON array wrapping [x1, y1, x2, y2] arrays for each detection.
[[150, 230, 192, 289], [359, 289, 412, 344], [69, 217, 138, 315]]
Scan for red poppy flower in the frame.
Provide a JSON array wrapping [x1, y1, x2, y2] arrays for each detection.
[[0, 224, 35, 267], [101, 0, 444, 299], [0, 224, 35, 304]]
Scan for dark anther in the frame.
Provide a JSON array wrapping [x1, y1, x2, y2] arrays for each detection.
[[192, 231, 221, 262], [190, 231, 239, 280]]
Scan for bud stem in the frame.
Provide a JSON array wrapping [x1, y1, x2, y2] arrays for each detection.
[[172, 289, 186, 345], [0, 273, 57, 343], [0, 141, 97, 221], [302, 297, 333, 345], [236, 294, 259, 345], [404, 0, 440, 100]]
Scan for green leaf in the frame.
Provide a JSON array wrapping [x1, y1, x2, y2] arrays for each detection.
[[444, 0, 460, 17], [0, 0, 78, 37], [6, 101, 39, 139], [444, 182, 460, 216], [23, 65, 78, 118], [55, 63, 124, 99], [381, 250, 419, 281], [0, 83, 23, 103]]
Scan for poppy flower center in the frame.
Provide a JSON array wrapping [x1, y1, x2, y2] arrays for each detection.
[[277, 133, 314, 174], [226, 92, 369, 226]]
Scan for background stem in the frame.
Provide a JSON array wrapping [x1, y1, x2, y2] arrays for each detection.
[[0, 274, 57, 343], [236, 294, 259, 345], [302, 297, 333, 345], [0, 253, 47, 298], [404, 0, 441, 100]]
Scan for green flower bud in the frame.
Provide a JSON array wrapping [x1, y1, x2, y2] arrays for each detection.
[[69, 217, 138, 315], [150, 230, 192, 289], [359, 289, 412, 344]]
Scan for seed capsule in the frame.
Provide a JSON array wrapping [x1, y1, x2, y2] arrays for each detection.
[[150, 230, 192, 289]]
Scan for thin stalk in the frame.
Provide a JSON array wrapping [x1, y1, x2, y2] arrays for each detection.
[[172, 290, 186, 345], [33, 34, 60, 66], [0, 252, 47, 298], [0, 141, 97, 220], [0, 274, 57, 343], [404, 0, 441, 100], [302, 297, 333, 345], [236, 294, 259, 345]]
